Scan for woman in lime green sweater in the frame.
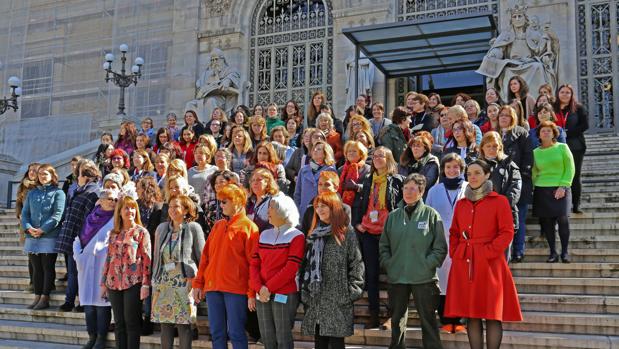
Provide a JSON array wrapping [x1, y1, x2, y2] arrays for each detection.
[[532, 120, 575, 263]]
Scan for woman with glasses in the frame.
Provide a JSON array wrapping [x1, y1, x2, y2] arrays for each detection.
[[443, 120, 478, 165], [431, 106, 450, 156]]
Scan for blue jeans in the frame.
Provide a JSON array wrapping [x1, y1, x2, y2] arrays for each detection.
[[513, 202, 528, 257], [206, 291, 248, 349], [84, 305, 112, 336], [65, 252, 78, 305]]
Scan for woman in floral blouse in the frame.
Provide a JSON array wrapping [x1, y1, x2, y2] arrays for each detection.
[[101, 196, 151, 349]]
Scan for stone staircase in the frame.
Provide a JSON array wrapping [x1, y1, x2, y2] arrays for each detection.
[[0, 134, 618, 348]]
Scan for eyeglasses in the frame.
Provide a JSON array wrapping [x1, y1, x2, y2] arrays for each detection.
[[440, 113, 448, 117], [452, 126, 464, 132], [212, 123, 221, 126], [351, 122, 362, 127], [112, 156, 124, 160]]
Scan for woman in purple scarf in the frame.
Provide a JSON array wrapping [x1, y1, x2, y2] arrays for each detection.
[[73, 189, 118, 349]]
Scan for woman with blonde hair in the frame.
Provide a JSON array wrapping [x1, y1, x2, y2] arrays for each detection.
[[131, 149, 155, 182], [101, 196, 151, 349], [228, 125, 254, 174], [338, 140, 371, 206], [154, 153, 171, 189], [248, 116, 268, 148], [352, 146, 403, 328], [167, 158, 188, 179], [479, 132, 522, 259], [294, 140, 337, 218], [345, 114, 372, 143]]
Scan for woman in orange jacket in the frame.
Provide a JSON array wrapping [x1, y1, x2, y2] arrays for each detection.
[[192, 184, 259, 349]]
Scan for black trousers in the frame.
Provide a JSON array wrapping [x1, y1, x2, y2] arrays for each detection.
[[314, 324, 344, 349], [389, 282, 443, 349], [29, 253, 57, 296], [108, 284, 142, 349], [437, 295, 461, 326], [358, 233, 380, 312], [570, 150, 585, 210]]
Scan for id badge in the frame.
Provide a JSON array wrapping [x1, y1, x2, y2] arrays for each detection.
[[369, 210, 379, 223], [164, 263, 175, 271], [274, 294, 288, 304]]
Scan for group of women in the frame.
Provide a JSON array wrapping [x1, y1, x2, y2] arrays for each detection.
[[15, 77, 587, 349]]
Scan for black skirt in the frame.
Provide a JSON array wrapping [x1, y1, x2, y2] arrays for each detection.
[[533, 186, 571, 218]]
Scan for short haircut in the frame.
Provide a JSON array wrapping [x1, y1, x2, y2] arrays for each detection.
[[343, 140, 368, 162], [209, 169, 239, 191], [403, 173, 427, 195], [479, 131, 505, 160], [250, 168, 279, 196], [217, 184, 247, 208], [319, 170, 340, 188], [467, 159, 492, 175], [536, 120, 560, 142], [316, 112, 334, 130], [440, 153, 466, 176], [269, 194, 300, 227], [193, 144, 213, 162], [169, 195, 197, 222], [391, 106, 410, 124], [270, 126, 290, 145], [447, 105, 467, 122], [371, 102, 384, 112], [412, 93, 429, 106], [79, 159, 102, 181]]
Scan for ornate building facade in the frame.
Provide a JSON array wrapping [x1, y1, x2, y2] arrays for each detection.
[[0, 0, 615, 198]]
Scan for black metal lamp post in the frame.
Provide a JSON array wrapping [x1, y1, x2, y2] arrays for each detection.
[[0, 76, 21, 115], [103, 44, 144, 116]]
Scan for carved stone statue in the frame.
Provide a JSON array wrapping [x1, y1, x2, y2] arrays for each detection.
[[345, 55, 375, 108], [476, 0, 559, 101], [187, 48, 241, 122]]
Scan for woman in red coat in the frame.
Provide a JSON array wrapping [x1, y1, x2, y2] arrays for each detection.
[[445, 159, 522, 349]]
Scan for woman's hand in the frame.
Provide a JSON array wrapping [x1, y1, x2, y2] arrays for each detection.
[[554, 187, 566, 200], [248, 297, 256, 311], [356, 224, 366, 233], [100, 285, 108, 299], [258, 286, 271, 302], [192, 288, 204, 303], [140, 286, 150, 300], [28, 228, 43, 238]]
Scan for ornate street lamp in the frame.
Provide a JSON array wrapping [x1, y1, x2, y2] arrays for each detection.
[[103, 44, 144, 116], [0, 76, 21, 115]]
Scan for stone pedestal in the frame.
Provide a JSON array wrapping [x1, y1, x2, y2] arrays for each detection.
[[0, 154, 22, 209]]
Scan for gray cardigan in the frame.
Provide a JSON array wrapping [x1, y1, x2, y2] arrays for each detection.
[[152, 221, 205, 281]]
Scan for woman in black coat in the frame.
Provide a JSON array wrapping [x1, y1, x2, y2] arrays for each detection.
[[479, 132, 522, 261], [498, 105, 533, 262], [554, 84, 589, 213], [398, 135, 439, 200]]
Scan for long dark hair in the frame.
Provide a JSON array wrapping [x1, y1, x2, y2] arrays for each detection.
[[553, 84, 579, 114], [507, 76, 529, 100]]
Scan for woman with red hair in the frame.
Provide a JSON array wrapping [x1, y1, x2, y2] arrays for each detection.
[[192, 184, 259, 349], [300, 192, 364, 349]]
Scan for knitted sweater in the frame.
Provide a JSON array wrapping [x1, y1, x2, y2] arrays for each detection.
[[532, 143, 575, 187]]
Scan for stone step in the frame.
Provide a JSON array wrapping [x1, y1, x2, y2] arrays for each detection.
[[517, 293, 619, 314], [502, 311, 618, 336], [0, 339, 82, 349], [510, 262, 619, 278], [522, 248, 619, 263], [513, 277, 618, 296], [0, 278, 66, 292], [524, 222, 619, 235], [0, 255, 65, 267], [523, 235, 619, 249]]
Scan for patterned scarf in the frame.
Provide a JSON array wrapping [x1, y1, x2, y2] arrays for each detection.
[[370, 172, 388, 210], [302, 223, 332, 298], [464, 180, 493, 202], [338, 160, 361, 206]]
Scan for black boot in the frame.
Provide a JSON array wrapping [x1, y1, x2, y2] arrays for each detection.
[[93, 333, 107, 349], [367, 310, 380, 329], [141, 318, 153, 336], [82, 334, 97, 349]]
